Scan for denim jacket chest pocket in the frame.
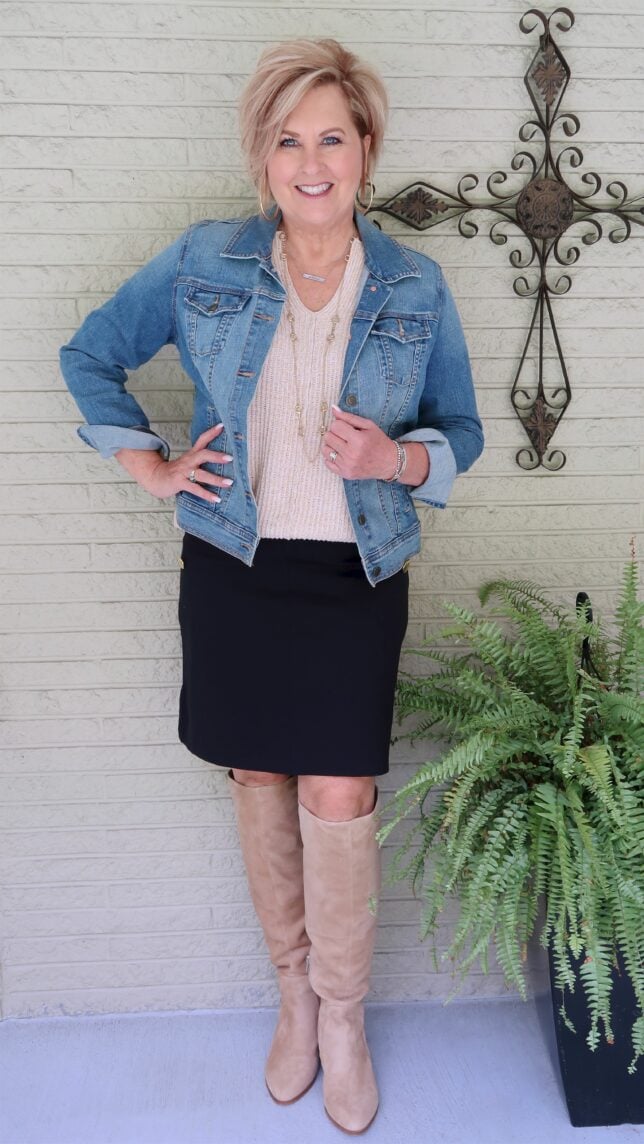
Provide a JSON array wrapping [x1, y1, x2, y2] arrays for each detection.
[[359, 310, 438, 431], [370, 310, 438, 384], [183, 284, 253, 358]]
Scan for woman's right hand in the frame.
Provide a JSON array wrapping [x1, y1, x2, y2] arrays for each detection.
[[115, 423, 233, 503]]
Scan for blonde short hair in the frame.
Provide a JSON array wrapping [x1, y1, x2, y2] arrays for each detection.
[[239, 38, 388, 209]]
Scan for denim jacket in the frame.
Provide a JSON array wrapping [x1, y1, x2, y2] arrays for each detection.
[[59, 209, 484, 586]]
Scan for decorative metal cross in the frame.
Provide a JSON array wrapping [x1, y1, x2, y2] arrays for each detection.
[[367, 7, 644, 470]]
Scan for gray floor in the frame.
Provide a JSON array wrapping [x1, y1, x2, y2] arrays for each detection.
[[0, 995, 642, 1144]]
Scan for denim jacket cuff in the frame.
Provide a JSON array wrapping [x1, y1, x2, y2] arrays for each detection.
[[77, 425, 171, 461], [395, 427, 458, 508]]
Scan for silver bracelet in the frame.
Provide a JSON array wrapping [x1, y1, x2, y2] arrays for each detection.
[[384, 440, 408, 482]]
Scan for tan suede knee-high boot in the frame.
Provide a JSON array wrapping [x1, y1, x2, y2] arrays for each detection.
[[227, 770, 320, 1103], [298, 789, 382, 1134]]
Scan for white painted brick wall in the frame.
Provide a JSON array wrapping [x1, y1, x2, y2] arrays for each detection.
[[1, 0, 642, 1020]]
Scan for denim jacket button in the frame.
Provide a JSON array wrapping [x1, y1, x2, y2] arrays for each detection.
[[346, 393, 357, 407], [358, 513, 366, 525], [373, 565, 381, 577]]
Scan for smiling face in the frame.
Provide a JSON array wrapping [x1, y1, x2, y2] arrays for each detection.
[[265, 82, 370, 233]]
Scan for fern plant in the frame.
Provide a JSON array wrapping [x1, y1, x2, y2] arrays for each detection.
[[378, 554, 643, 1073]]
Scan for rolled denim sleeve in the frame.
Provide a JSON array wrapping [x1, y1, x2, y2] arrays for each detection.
[[59, 227, 190, 460], [397, 267, 484, 508], [77, 424, 171, 461], [395, 426, 457, 508]]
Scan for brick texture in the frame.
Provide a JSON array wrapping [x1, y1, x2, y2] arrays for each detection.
[[0, 0, 642, 1019]]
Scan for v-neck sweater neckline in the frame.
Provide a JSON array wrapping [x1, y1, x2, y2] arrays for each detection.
[[274, 229, 364, 318]]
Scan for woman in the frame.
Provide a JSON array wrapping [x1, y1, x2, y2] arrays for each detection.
[[59, 38, 484, 1134]]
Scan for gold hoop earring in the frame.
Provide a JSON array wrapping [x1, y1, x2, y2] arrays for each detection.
[[355, 178, 375, 212], [258, 191, 279, 221]]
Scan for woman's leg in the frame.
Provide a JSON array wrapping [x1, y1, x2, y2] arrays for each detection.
[[227, 767, 320, 1103], [297, 774, 375, 820], [297, 773, 382, 1134], [231, 767, 291, 786]]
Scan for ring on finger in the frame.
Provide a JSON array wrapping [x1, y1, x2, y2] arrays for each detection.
[[329, 449, 338, 463], [188, 469, 197, 482]]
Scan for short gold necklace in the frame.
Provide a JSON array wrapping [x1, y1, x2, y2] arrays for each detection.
[[280, 231, 355, 282], [277, 232, 356, 463]]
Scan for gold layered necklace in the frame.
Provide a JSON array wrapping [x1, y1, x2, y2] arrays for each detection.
[[277, 230, 357, 463]]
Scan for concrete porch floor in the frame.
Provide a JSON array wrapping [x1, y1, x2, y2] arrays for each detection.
[[0, 994, 642, 1144]]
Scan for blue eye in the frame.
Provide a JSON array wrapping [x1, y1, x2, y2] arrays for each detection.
[[278, 135, 342, 148]]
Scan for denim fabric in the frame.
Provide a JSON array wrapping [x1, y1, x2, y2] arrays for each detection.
[[59, 210, 484, 586]]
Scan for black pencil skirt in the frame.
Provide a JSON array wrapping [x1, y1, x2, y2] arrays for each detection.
[[177, 530, 409, 776]]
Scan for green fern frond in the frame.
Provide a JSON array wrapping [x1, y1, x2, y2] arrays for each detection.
[[630, 1017, 644, 1075], [496, 843, 531, 992], [578, 935, 615, 1051], [596, 690, 643, 729], [478, 577, 569, 623], [524, 806, 555, 934], [559, 688, 594, 778], [614, 558, 643, 695], [576, 744, 625, 833]]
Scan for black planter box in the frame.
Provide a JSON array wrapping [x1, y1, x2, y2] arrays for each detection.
[[547, 940, 644, 1126]]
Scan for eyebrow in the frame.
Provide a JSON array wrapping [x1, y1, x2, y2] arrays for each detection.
[[279, 126, 347, 137]]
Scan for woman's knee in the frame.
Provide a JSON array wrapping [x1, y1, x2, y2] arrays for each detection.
[[231, 767, 291, 787], [298, 774, 376, 821]]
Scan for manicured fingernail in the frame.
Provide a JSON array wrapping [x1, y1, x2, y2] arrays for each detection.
[[212, 494, 221, 502], [221, 454, 233, 462], [214, 422, 224, 428], [222, 478, 233, 486]]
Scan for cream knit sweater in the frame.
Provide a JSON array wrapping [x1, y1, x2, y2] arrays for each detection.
[[247, 230, 366, 541]]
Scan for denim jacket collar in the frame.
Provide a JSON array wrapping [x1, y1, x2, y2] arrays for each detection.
[[219, 208, 421, 284]]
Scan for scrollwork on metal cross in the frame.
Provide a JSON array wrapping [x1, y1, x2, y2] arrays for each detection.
[[367, 7, 644, 470]]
